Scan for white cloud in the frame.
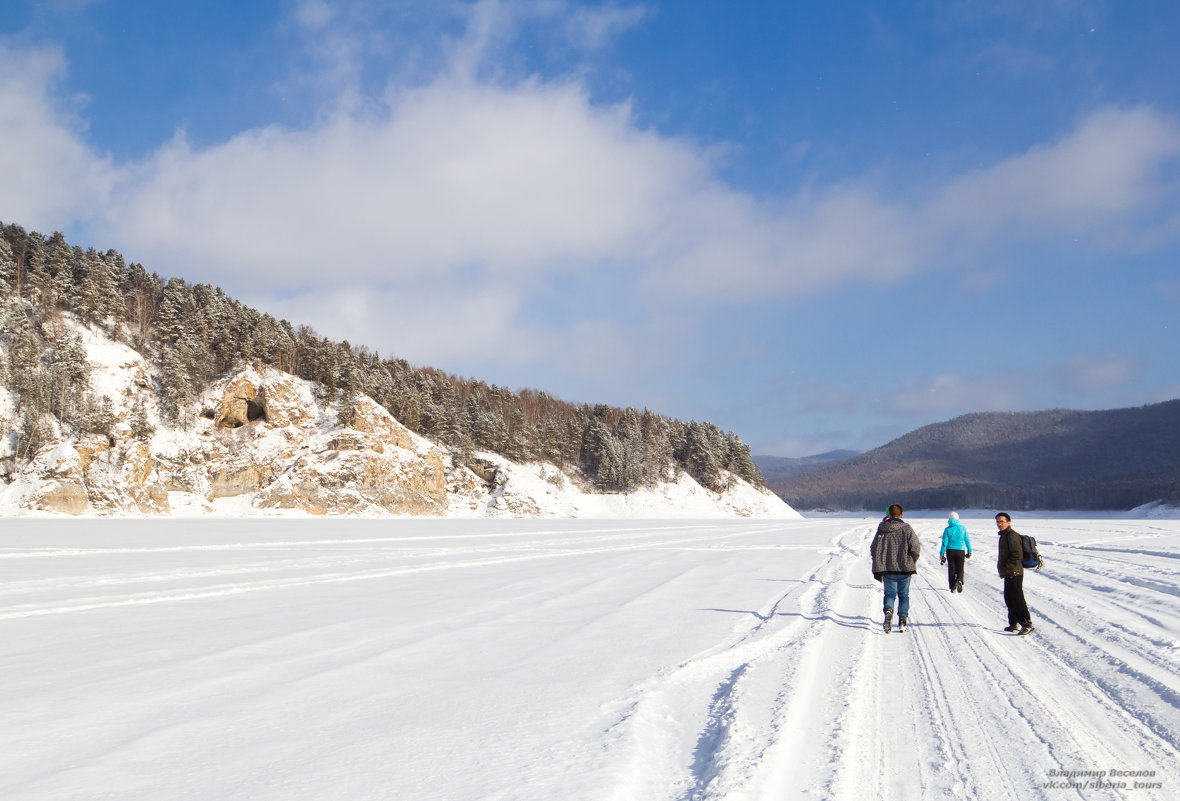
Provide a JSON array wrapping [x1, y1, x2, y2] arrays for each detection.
[[2, 22, 1180, 390], [928, 106, 1180, 240], [1054, 351, 1141, 394], [878, 350, 1148, 421], [0, 44, 113, 232], [294, 0, 336, 31], [881, 373, 1030, 418], [753, 433, 848, 459], [5, 39, 1178, 310], [566, 3, 649, 50], [101, 77, 700, 294]]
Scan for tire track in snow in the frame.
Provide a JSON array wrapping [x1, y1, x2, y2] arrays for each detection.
[[700, 524, 877, 800], [0, 523, 734, 560], [0, 526, 778, 622], [737, 524, 878, 800], [911, 525, 1180, 799], [906, 554, 1038, 801], [610, 519, 1180, 801], [975, 533, 1180, 766], [598, 523, 864, 801]]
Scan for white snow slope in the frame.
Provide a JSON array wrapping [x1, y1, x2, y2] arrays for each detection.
[[2, 515, 1178, 800]]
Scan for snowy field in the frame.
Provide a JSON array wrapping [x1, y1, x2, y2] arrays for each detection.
[[2, 516, 1179, 800]]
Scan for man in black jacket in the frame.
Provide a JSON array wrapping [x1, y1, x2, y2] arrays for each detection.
[[996, 512, 1034, 635], [871, 504, 921, 632]]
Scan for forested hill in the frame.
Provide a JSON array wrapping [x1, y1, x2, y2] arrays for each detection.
[[0, 221, 761, 493], [772, 402, 1180, 511]]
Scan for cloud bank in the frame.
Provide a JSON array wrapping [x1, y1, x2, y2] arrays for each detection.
[[1, 3, 1179, 447]]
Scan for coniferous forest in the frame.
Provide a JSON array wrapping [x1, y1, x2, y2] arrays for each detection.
[[0, 221, 763, 493]]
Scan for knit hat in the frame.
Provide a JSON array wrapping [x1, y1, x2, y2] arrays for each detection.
[[949, 512, 959, 519]]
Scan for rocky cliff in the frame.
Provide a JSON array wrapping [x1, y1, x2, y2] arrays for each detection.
[[1, 320, 795, 519]]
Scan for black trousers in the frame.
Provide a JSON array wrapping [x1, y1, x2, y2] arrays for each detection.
[[1003, 574, 1032, 627], [945, 549, 966, 588]]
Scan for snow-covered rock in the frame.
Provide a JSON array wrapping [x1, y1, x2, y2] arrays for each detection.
[[0, 320, 798, 519]]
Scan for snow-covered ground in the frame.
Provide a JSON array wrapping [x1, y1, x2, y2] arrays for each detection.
[[2, 515, 1178, 800]]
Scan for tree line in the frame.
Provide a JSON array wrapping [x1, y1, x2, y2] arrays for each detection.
[[0, 222, 762, 493]]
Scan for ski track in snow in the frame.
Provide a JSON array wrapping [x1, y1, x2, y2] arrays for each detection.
[[594, 520, 1180, 801], [2, 518, 1178, 800]]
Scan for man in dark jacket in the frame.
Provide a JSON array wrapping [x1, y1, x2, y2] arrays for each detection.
[[996, 512, 1034, 635], [870, 504, 921, 632]]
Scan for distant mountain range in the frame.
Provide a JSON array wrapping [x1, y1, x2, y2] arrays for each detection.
[[753, 450, 860, 482], [770, 401, 1180, 511]]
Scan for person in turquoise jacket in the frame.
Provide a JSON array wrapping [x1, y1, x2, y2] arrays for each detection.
[[940, 512, 972, 592]]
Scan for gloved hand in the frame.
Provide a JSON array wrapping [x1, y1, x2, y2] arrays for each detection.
[[939, 556, 946, 565], [965, 553, 971, 559]]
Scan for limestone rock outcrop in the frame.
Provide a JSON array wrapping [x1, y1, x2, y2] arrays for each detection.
[[1, 320, 795, 519], [253, 395, 447, 515]]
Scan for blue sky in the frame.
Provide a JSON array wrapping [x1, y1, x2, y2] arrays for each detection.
[[2, 1, 1179, 456]]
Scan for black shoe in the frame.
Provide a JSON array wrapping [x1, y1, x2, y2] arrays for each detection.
[[884, 608, 893, 633], [898, 615, 908, 632], [956, 582, 963, 593], [1018, 624, 1034, 636], [1003, 624, 1020, 632]]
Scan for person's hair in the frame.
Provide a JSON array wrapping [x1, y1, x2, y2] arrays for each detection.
[[995, 512, 1011, 522], [888, 504, 904, 518]]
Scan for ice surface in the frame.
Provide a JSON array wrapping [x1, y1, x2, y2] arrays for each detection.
[[1, 516, 1178, 800]]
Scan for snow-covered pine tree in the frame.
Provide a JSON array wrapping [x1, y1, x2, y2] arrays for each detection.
[[79, 248, 116, 326], [156, 277, 192, 347], [0, 237, 15, 296], [41, 232, 73, 310], [0, 222, 772, 494], [122, 262, 161, 348], [22, 232, 47, 303]]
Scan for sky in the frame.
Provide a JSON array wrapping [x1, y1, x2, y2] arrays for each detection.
[[2, 0, 1180, 457]]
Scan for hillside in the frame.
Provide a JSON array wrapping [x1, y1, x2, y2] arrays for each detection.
[[772, 403, 1180, 511], [0, 221, 788, 517], [754, 450, 859, 482]]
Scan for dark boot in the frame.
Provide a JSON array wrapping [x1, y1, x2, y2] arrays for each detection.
[[883, 608, 893, 633]]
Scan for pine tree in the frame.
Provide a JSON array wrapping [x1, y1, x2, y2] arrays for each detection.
[[129, 397, 156, 441], [0, 237, 15, 296], [23, 232, 46, 301], [156, 277, 191, 346], [79, 249, 114, 325], [5, 304, 41, 369], [0, 224, 771, 496], [2, 223, 29, 297], [41, 232, 72, 309], [15, 407, 53, 462], [159, 347, 196, 426], [123, 262, 159, 347]]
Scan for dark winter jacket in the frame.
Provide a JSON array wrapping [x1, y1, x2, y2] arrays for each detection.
[[871, 517, 921, 580], [997, 527, 1024, 579]]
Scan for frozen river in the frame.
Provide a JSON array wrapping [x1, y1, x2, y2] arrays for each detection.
[[2, 516, 1178, 800]]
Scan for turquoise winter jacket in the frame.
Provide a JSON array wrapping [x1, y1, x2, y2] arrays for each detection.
[[941, 520, 972, 556]]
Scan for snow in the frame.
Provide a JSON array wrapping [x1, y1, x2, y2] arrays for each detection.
[[73, 319, 150, 418], [449, 453, 800, 519], [2, 318, 796, 519], [2, 516, 1177, 800], [0, 385, 16, 458]]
